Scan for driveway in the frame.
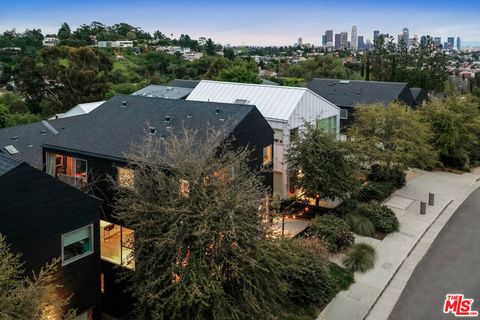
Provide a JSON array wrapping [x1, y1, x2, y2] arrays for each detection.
[[389, 187, 480, 320]]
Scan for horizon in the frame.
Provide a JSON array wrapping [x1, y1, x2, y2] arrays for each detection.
[[1, 0, 480, 46]]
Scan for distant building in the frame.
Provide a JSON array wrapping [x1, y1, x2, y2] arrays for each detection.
[[402, 27, 410, 48], [325, 30, 334, 48], [198, 37, 207, 46], [358, 36, 365, 50], [335, 33, 342, 49], [457, 37, 462, 50], [42, 35, 59, 47], [447, 37, 455, 50], [351, 26, 358, 51], [397, 33, 404, 47], [341, 32, 348, 49], [374, 30, 380, 42], [297, 37, 303, 47], [433, 37, 442, 48], [97, 41, 133, 48], [322, 34, 327, 46]]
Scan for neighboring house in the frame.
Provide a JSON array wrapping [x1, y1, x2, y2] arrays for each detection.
[[97, 41, 133, 48], [307, 78, 416, 131], [187, 80, 341, 198], [59, 101, 106, 118], [410, 87, 429, 106], [39, 94, 273, 318], [167, 79, 201, 89], [42, 35, 59, 47], [0, 153, 102, 319], [132, 85, 193, 99]]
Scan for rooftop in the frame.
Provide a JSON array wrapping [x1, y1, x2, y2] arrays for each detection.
[[0, 152, 21, 176], [132, 85, 193, 99], [167, 79, 201, 89], [307, 78, 415, 108]]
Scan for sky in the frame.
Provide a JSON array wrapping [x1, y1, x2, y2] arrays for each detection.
[[1, 0, 480, 46]]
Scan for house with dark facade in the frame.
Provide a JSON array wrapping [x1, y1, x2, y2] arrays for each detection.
[[33, 94, 273, 318], [0, 153, 102, 319], [307, 78, 416, 131]]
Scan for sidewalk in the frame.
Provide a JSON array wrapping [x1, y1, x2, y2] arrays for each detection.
[[317, 169, 480, 320]]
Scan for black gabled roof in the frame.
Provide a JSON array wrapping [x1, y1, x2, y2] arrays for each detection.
[[43, 94, 260, 162], [307, 78, 415, 108], [0, 116, 84, 169], [167, 79, 201, 89], [410, 87, 429, 106], [0, 152, 21, 176]]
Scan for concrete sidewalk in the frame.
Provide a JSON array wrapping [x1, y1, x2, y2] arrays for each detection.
[[317, 169, 480, 320]]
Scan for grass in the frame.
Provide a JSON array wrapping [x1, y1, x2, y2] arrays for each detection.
[[329, 263, 355, 291], [346, 214, 376, 237], [343, 243, 376, 273]]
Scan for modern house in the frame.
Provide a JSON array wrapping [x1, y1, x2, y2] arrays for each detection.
[[0, 153, 102, 319], [132, 84, 193, 99], [410, 87, 429, 106], [186, 80, 341, 198], [37, 94, 273, 318], [307, 78, 416, 131]]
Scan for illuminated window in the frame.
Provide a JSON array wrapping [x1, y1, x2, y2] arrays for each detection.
[[100, 273, 105, 294], [263, 145, 273, 165], [118, 167, 135, 188], [46, 152, 88, 190], [62, 225, 93, 266], [100, 220, 135, 270], [179, 179, 190, 197]]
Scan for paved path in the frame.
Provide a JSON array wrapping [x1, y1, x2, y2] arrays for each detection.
[[318, 169, 480, 320], [388, 187, 480, 320]]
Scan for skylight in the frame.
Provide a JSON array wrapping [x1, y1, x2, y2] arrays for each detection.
[[4, 145, 19, 155]]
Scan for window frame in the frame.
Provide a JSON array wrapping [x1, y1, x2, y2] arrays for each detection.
[[340, 108, 348, 120], [61, 224, 94, 266]]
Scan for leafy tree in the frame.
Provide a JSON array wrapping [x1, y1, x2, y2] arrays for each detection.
[[205, 38, 216, 56], [348, 103, 438, 170], [223, 48, 235, 61], [115, 129, 286, 319], [0, 235, 75, 320], [214, 63, 260, 84], [286, 123, 360, 201], [285, 55, 355, 81], [282, 77, 305, 87], [57, 23, 71, 41]]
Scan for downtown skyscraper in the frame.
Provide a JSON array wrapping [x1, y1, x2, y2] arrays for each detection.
[[351, 26, 358, 50]]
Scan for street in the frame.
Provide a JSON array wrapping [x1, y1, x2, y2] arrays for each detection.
[[389, 187, 480, 320]]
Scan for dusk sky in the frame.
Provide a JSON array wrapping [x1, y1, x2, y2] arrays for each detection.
[[1, 0, 480, 46]]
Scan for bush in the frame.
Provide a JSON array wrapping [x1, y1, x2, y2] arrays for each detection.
[[333, 198, 359, 218], [308, 215, 354, 252], [359, 180, 395, 202], [279, 238, 336, 307], [369, 164, 406, 188], [358, 203, 399, 233], [329, 263, 354, 291], [342, 243, 376, 273], [346, 215, 376, 237]]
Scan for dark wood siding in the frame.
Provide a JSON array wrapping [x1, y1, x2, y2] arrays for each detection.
[[0, 163, 102, 315]]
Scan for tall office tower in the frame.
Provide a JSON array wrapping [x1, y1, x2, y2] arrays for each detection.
[[322, 34, 327, 46], [366, 39, 373, 51], [297, 37, 303, 46], [335, 33, 342, 49], [326, 30, 334, 47], [374, 30, 380, 42], [447, 37, 455, 50], [358, 36, 365, 50], [402, 27, 409, 47], [457, 37, 461, 50], [397, 33, 404, 47], [351, 26, 358, 50], [341, 32, 348, 49], [420, 35, 427, 46], [433, 37, 442, 48]]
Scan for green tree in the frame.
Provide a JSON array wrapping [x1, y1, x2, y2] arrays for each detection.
[[57, 23, 71, 41], [214, 63, 260, 84], [285, 55, 354, 81], [205, 38, 216, 56], [348, 103, 438, 170], [286, 123, 360, 201], [0, 235, 75, 320], [115, 129, 286, 319]]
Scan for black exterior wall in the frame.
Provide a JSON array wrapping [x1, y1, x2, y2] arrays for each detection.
[[0, 163, 102, 317]]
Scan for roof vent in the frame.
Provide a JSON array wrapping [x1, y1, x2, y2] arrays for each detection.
[[234, 99, 249, 104], [219, 118, 225, 122], [41, 120, 58, 135], [339, 80, 350, 84], [121, 100, 128, 107], [12, 136, 18, 141], [187, 114, 193, 119], [215, 108, 221, 115], [164, 115, 171, 122], [28, 144, 33, 148], [41, 130, 47, 135], [4, 145, 19, 155], [166, 87, 173, 91], [149, 127, 157, 135]]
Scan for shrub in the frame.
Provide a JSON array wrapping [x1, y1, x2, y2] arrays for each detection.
[[358, 203, 399, 233], [342, 243, 376, 273], [346, 215, 376, 237], [359, 180, 395, 202], [308, 215, 354, 252], [369, 164, 406, 188], [333, 198, 359, 218], [278, 239, 336, 307], [329, 263, 354, 291]]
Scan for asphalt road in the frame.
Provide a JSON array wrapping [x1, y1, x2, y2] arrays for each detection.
[[389, 187, 480, 320]]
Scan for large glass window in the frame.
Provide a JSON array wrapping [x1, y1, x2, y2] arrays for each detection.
[[263, 145, 273, 165], [118, 167, 135, 188], [317, 116, 337, 134], [46, 152, 88, 190], [62, 225, 93, 266], [100, 220, 135, 270]]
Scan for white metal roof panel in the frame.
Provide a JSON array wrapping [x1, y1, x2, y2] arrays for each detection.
[[61, 101, 105, 118]]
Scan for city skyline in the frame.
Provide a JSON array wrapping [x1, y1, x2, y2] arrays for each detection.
[[1, 0, 480, 46]]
